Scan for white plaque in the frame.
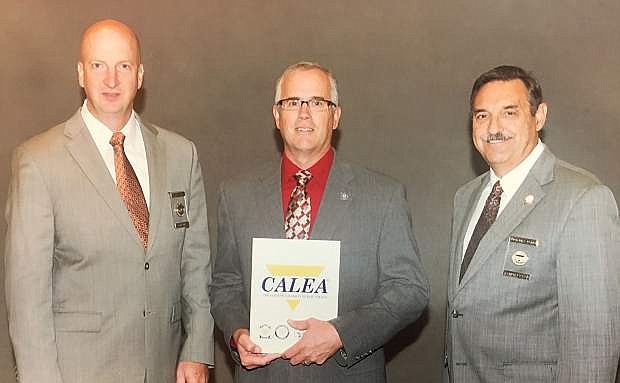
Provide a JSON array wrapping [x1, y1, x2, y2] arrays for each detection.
[[250, 238, 340, 353]]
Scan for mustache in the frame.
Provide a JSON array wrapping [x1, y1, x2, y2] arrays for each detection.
[[485, 132, 512, 143]]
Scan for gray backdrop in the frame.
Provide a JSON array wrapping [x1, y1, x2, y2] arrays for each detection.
[[1, 1, 618, 382]]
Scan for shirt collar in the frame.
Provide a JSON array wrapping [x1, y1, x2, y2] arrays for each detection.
[[281, 148, 334, 185], [80, 99, 139, 141], [490, 139, 545, 200]]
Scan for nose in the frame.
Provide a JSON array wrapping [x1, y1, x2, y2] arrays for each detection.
[[297, 101, 311, 119], [104, 68, 119, 88], [487, 114, 501, 134]]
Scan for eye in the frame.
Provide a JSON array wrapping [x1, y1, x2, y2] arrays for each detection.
[[287, 99, 300, 108], [310, 99, 325, 108], [91, 62, 103, 70], [504, 109, 518, 117], [473, 112, 489, 120]]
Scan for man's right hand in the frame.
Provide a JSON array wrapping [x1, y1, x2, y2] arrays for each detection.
[[232, 329, 280, 369]]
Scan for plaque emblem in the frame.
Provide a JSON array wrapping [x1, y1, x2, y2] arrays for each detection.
[[511, 250, 529, 266]]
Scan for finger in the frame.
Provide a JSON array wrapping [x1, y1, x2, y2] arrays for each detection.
[[241, 354, 278, 369], [281, 340, 303, 360], [238, 338, 262, 354]]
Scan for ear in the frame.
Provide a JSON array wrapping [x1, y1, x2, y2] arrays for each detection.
[[77, 62, 85, 88], [534, 102, 547, 132], [331, 106, 342, 130], [272, 104, 281, 130], [137, 64, 144, 90]]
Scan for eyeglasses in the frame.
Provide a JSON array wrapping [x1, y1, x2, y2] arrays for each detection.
[[276, 97, 336, 112]]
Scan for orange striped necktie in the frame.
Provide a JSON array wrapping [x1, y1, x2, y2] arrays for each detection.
[[109, 132, 149, 248]]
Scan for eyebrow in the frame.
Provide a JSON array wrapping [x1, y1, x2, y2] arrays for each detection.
[[472, 104, 519, 114]]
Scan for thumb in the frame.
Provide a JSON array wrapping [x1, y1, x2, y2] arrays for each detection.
[[287, 318, 309, 330]]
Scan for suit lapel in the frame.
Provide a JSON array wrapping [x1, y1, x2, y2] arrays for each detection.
[[449, 175, 488, 298], [63, 110, 143, 248], [311, 157, 353, 240], [140, 118, 165, 257], [457, 149, 555, 290], [255, 163, 286, 239]]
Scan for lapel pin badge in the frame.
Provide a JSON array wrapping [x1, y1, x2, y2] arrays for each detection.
[[338, 191, 351, 201], [524, 194, 534, 204], [511, 250, 529, 266]]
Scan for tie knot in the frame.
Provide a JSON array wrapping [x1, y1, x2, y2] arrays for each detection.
[[295, 169, 312, 187], [109, 132, 126, 147], [491, 180, 503, 197]]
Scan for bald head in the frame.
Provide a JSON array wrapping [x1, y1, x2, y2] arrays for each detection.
[[80, 19, 141, 64], [77, 19, 144, 131]]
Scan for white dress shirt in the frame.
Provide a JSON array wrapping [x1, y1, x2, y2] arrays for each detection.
[[81, 100, 150, 208], [461, 140, 545, 262]]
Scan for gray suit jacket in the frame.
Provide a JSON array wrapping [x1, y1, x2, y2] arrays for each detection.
[[444, 148, 620, 382], [210, 155, 429, 383], [4, 111, 214, 383]]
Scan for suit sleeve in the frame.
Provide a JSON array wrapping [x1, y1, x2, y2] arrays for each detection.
[[330, 183, 430, 367], [556, 184, 620, 381], [178, 142, 215, 365], [4, 146, 64, 382], [209, 182, 251, 362]]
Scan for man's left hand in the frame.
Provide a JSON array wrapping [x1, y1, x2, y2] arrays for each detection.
[[282, 318, 343, 366], [176, 361, 209, 383]]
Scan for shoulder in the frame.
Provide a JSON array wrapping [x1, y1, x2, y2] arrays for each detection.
[[337, 158, 405, 190], [220, 160, 280, 193], [549, 158, 616, 210], [13, 120, 70, 163], [553, 159, 602, 190], [143, 121, 194, 148]]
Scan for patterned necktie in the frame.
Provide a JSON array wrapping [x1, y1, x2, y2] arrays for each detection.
[[285, 169, 313, 240], [459, 180, 503, 282], [110, 132, 149, 248]]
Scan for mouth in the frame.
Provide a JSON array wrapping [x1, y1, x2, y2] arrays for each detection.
[[102, 92, 121, 101], [485, 134, 512, 144], [295, 126, 314, 133]]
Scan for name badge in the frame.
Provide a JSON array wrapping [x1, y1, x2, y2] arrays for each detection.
[[509, 235, 539, 247], [503, 235, 540, 281], [169, 191, 189, 228]]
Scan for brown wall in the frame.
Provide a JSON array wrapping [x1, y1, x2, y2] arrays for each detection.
[[1, 1, 619, 382]]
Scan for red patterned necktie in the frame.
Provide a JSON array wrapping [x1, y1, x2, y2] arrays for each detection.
[[110, 132, 149, 248], [459, 180, 503, 282], [285, 170, 313, 240]]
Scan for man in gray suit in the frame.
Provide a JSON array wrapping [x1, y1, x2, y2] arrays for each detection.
[[4, 19, 213, 383], [444, 65, 619, 382], [210, 61, 429, 382]]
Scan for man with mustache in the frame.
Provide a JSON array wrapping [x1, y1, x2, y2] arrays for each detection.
[[444, 65, 619, 382]]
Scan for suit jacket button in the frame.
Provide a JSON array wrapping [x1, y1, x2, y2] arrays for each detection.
[[451, 310, 462, 318], [145, 262, 150, 270]]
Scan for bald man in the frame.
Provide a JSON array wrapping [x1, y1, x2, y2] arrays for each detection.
[[4, 19, 213, 383]]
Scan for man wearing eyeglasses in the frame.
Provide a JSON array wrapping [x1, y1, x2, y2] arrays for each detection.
[[210, 61, 429, 382]]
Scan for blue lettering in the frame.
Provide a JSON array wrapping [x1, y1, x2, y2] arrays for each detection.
[[315, 279, 327, 294], [302, 278, 315, 293], [262, 277, 275, 292]]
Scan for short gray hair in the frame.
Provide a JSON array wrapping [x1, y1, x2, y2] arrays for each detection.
[[274, 61, 339, 105]]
